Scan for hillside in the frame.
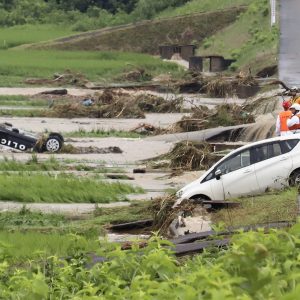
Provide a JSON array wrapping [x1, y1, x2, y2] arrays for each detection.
[[197, 0, 278, 75], [31, 7, 245, 55]]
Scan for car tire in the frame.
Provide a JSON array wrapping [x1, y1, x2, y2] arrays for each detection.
[[190, 195, 210, 204], [44, 135, 63, 152], [289, 169, 300, 187]]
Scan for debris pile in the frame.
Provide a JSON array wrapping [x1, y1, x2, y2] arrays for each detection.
[[171, 103, 254, 133], [136, 94, 182, 113], [119, 68, 152, 82], [130, 123, 163, 135], [43, 90, 183, 119], [24, 69, 89, 87], [60, 144, 122, 154], [166, 141, 220, 171], [150, 195, 210, 237], [204, 75, 259, 98]]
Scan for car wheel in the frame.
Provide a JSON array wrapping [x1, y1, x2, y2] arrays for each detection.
[[190, 195, 210, 204], [45, 136, 63, 152], [289, 170, 300, 187]]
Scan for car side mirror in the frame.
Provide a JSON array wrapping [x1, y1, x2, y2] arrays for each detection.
[[215, 169, 222, 180]]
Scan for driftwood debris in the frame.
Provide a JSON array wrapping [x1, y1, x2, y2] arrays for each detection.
[[40, 89, 68, 95]]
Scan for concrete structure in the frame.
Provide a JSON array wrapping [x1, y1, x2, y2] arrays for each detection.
[[189, 56, 203, 71], [159, 44, 196, 61], [279, 0, 300, 86], [188, 55, 235, 72]]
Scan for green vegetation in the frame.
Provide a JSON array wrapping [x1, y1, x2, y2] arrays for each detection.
[[0, 201, 151, 232], [0, 156, 125, 174], [40, 8, 243, 55], [0, 50, 181, 86], [2, 225, 300, 298], [198, 0, 278, 73], [157, 0, 249, 18], [0, 24, 74, 49], [0, 0, 188, 33], [0, 173, 142, 203], [0, 231, 99, 261], [0, 95, 48, 106], [66, 128, 141, 138], [212, 188, 298, 227]]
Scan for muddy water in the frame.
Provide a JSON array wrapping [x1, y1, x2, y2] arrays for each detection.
[[237, 121, 275, 142], [0, 113, 188, 133]]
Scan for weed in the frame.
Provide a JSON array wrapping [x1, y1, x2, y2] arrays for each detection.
[[211, 188, 298, 227], [65, 128, 141, 138], [0, 173, 143, 203]]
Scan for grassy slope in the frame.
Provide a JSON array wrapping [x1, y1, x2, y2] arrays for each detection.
[[156, 0, 249, 18], [212, 188, 297, 227], [197, 0, 278, 73], [0, 24, 74, 49], [0, 50, 181, 86], [34, 8, 245, 54]]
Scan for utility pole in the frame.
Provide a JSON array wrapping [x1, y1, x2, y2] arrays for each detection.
[[270, 0, 276, 26]]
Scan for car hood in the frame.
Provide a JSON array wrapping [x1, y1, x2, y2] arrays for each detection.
[[176, 172, 208, 197]]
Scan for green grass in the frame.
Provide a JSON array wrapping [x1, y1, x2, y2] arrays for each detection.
[[65, 128, 142, 138], [0, 24, 74, 49], [0, 49, 182, 86], [0, 201, 152, 261], [197, 0, 278, 73], [0, 156, 124, 173], [212, 188, 298, 227], [156, 0, 250, 18], [0, 95, 48, 107], [0, 231, 98, 261], [0, 173, 142, 203], [0, 108, 42, 116]]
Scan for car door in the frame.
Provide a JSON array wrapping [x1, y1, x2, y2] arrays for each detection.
[[212, 148, 260, 199], [253, 141, 293, 192]]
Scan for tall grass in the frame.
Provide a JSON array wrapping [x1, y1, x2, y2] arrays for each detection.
[[156, 0, 250, 18], [212, 188, 298, 227], [0, 231, 98, 261], [0, 49, 181, 86], [0, 156, 124, 173], [0, 173, 142, 203], [0, 24, 74, 49]]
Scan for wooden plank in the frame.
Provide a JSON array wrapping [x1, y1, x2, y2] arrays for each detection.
[[110, 219, 153, 231], [174, 239, 230, 256], [201, 200, 240, 209], [171, 221, 293, 245]]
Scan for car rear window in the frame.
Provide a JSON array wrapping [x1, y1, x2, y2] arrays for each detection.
[[280, 139, 300, 153]]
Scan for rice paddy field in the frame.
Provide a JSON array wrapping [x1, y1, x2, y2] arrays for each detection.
[[0, 49, 181, 86], [0, 24, 74, 49]]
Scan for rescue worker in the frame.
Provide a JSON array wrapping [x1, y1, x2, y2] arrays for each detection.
[[288, 87, 300, 104], [276, 100, 292, 136], [287, 103, 300, 134]]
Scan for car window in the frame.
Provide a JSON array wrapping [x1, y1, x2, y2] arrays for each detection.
[[268, 142, 282, 158], [218, 150, 251, 174], [253, 145, 268, 163], [253, 142, 283, 163], [281, 139, 299, 153]]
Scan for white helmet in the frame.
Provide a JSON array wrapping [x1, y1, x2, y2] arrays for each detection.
[[290, 103, 300, 111]]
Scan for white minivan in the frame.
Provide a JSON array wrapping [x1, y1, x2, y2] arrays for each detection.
[[176, 135, 300, 201]]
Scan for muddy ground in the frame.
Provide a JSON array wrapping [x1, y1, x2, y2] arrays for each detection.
[[0, 87, 279, 214]]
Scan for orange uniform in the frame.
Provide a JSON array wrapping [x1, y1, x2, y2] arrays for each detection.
[[279, 110, 292, 131]]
